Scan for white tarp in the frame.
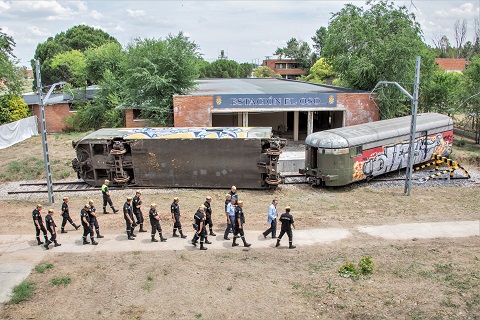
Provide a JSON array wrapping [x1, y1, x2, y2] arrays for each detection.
[[0, 116, 38, 149]]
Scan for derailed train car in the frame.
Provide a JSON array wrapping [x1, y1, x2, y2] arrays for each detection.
[[303, 113, 453, 186], [72, 127, 285, 189]]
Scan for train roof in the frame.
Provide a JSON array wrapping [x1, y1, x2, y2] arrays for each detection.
[[77, 127, 273, 141], [305, 113, 453, 149]]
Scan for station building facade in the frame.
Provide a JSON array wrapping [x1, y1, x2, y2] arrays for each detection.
[[171, 78, 378, 141]]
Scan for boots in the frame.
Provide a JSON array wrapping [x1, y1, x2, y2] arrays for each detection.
[[209, 228, 216, 236], [205, 237, 212, 244], [36, 237, 44, 245], [275, 239, 281, 247], [139, 224, 147, 232], [151, 236, 159, 242], [172, 229, 179, 237], [127, 231, 135, 240], [96, 230, 104, 238], [242, 237, 251, 247], [112, 207, 119, 213], [54, 242, 61, 247], [179, 230, 187, 239], [160, 233, 167, 242], [61, 228, 68, 234], [74, 224, 80, 230], [44, 242, 49, 250], [200, 242, 207, 250], [103, 207, 109, 214], [191, 233, 199, 245], [232, 237, 239, 247], [289, 242, 296, 249], [91, 238, 98, 245], [83, 237, 90, 245]]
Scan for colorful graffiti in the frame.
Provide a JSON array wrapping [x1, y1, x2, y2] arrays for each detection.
[[352, 131, 453, 181], [121, 127, 272, 140]]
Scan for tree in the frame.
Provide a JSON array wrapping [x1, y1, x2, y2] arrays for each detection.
[[84, 42, 125, 84], [312, 27, 328, 57], [121, 32, 201, 125], [305, 58, 336, 84], [275, 38, 316, 70], [253, 66, 276, 78], [50, 50, 87, 87], [460, 54, 480, 143], [204, 59, 242, 78], [321, 0, 432, 118], [0, 94, 29, 124], [0, 28, 23, 95], [239, 62, 254, 78], [454, 19, 467, 58], [32, 25, 119, 88], [421, 69, 463, 114]]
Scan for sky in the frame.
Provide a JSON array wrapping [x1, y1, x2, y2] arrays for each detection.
[[1, 0, 479, 68]]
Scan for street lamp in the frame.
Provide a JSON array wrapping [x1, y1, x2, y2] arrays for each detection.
[[35, 59, 66, 204]]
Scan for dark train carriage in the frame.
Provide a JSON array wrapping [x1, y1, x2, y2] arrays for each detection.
[[72, 127, 285, 189], [303, 113, 453, 186]]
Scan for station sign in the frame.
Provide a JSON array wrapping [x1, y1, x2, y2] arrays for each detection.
[[213, 93, 337, 109]]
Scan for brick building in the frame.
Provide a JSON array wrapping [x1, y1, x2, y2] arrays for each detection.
[[172, 78, 378, 141], [435, 58, 467, 73], [262, 59, 306, 79]]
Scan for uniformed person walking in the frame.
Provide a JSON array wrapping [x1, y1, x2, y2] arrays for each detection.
[[171, 197, 187, 238], [102, 179, 119, 214], [232, 201, 251, 248], [262, 199, 278, 239], [149, 203, 167, 242], [228, 186, 238, 204], [32, 204, 49, 245], [44, 209, 61, 250], [276, 206, 296, 249], [81, 204, 98, 245], [133, 190, 147, 232], [223, 197, 236, 240], [204, 196, 216, 236], [60, 197, 80, 233], [191, 205, 211, 250], [88, 199, 104, 239], [124, 197, 136, 240]]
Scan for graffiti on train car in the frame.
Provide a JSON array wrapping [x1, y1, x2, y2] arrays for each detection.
[[122, 127, 269, 140], [353, 131, 453, 181]]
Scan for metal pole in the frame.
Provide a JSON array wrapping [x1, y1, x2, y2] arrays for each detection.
[[35, 60, 55, 204], [404, 56, 421, 196]]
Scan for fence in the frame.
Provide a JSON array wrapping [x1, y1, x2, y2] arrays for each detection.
[[0, 116, 38, 150]]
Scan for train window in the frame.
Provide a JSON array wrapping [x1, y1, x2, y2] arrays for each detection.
[[350, 146, 362, 157]]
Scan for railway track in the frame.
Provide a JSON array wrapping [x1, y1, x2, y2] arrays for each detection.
[[8, 181, 97, 195]]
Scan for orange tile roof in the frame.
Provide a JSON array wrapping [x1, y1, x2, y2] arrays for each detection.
[[435, 58, 466, 71]]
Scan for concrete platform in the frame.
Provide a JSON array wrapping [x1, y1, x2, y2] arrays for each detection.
[[278, 151, 304, 173], [1, 220, 479, 303]]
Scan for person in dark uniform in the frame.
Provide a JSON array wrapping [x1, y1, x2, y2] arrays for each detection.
[[124, 197, 136, 240], [204, 196, 216, 236], [228, 186, 238, 204], [81, 204, 98, 245], [191, 206, 211, 250], [44, 209, 61, 250], [149, 203, 167, 242], [32, 204, 48, 245], [232, 201, 251, 248], [88, 200, 104, 239], [276, 206, 296, 249], [171, 197, 187, 238], [133, 190, 147, 232], [60, 197, 80, 233], [102, 179, 119, 214]]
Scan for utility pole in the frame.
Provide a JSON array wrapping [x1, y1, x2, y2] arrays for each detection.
[[404, 56, 421, 196], [35, 60, 65, 204], [370, 56, 421, 196]]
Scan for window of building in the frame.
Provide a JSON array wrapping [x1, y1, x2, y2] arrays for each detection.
[[275, 63, 286, 69], [287, 63, 299, 69]]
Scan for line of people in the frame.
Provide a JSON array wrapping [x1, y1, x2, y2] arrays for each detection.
[[31, 183, 296, 250]]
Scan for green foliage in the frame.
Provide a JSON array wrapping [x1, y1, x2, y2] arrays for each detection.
[[339, 256, 375, 280], [421, 70, 464, 114], [35, 263, 54, 273], [305, 58, 336, 84], [51, 276, 71, 287], [32, 25, 119, 88], [9, 281, 35, 304], [0, 28, 24, 95], [0, 94, 30, 124], [253, 66, 275, 78], [275, 37, 316, 70], [50, 50, 87, 87], [121, 32, 201, 126], [203, 59, 242, 78], [239, 62, 254, 78], [85, 42, 125, 84]]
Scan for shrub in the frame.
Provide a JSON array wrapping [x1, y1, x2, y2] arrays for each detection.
[[0, 94, 30, 124], [9, 281, 35, 304]]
